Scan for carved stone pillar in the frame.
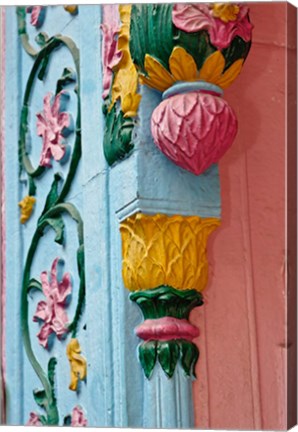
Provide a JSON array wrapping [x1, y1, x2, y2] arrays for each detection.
[[120, 213, 219, 378], [102, 2, 253, 427]]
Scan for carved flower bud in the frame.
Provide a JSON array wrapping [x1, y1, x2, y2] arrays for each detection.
[[151, 91, 238, 176]]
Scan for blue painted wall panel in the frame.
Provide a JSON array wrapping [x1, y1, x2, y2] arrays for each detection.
[[3, 5, 221, 427]]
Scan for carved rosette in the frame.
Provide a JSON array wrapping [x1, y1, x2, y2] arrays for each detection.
[[120, 213, 220, 378], [129, 3, 253, 175]]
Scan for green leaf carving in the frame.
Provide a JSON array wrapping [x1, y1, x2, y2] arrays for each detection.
[[33, 389, 48, 410], [103, 105, 134, 166], [56, 67, 76, 94], [139, 341, 157, 379], [130, 286, 203, 320], [48, 358, 57, 405], [38, 55, 50, 81], [222, 36, 251, 70], [130, 4, 174, 73], [63, 415, 72, 426], [157, 341, 180, 378], [40, 173, 63, 217], [35, 32, 49, 48], [48, 358, 57, 388], [180, 340, 199, 378], [173, 30, 216, 71], [40, 217, 65, 245], [39, 415, 48, 425], [27, 278, 42, 293], [68, 245, 85, 336]]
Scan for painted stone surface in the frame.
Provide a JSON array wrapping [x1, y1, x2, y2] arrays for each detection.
[[1, 3, 296, 430]]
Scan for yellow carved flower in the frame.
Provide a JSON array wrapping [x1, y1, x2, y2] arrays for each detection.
[[111, 5, 141, 118], [18, 195, 36, 224], [140, 47, 244, 92], [66, 338, 87, 391], [63, 5, 78, 15], [120, 213, 220, 292], [212, 3, 240, 23]]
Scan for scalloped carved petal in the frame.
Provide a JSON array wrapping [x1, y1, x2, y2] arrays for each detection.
[[198, 51, 225, 82], [215, 59, 244, 89], [169, 47, 198, 82], [141, 54, 174, 92]]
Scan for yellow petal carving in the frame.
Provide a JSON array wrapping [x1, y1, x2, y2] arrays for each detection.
[[63, 5, 78, 15], [111, 5, 141, 117], [18, 195, 36, 224], [122, 93, 142, 118], [66, 338, 87, 392], [199, 51, 244, 89], [169, 47, 198, 82], [120, 213, 220, 292], [215, 59, 244, 89], [141, 54, 175, 92], [212, 3, 240, 23], [199, 51, 225, 82]]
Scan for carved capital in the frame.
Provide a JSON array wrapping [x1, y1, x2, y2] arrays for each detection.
[[120, 213, 219, 379], [120, 213, 220, 292]]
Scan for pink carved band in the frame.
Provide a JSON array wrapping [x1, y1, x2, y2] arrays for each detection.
[[135, 317, 200, 342]]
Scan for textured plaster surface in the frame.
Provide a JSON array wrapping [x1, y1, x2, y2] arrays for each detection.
[[192, 3, 296, 429]]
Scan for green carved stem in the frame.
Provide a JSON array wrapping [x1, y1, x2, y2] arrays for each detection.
[[17, 6, 41, 57]]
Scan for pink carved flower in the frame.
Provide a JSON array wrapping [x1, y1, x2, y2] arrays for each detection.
[[172, 3, 253, 50], [71, 406, 87, 427], [26, 6, 45, 28], [100, 23, 122, 99], [37, 91, 72, 168], [33, 258, 72, 348], [27, 412, 42, 426]]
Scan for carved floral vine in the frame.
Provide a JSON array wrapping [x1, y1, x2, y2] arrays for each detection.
[[18, 18, 86, 424]]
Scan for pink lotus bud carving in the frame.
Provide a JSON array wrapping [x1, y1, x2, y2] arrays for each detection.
[[151, 91, 238, 176]]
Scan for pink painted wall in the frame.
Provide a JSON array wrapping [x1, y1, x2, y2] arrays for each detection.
[[192, 3, 296, 430]]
